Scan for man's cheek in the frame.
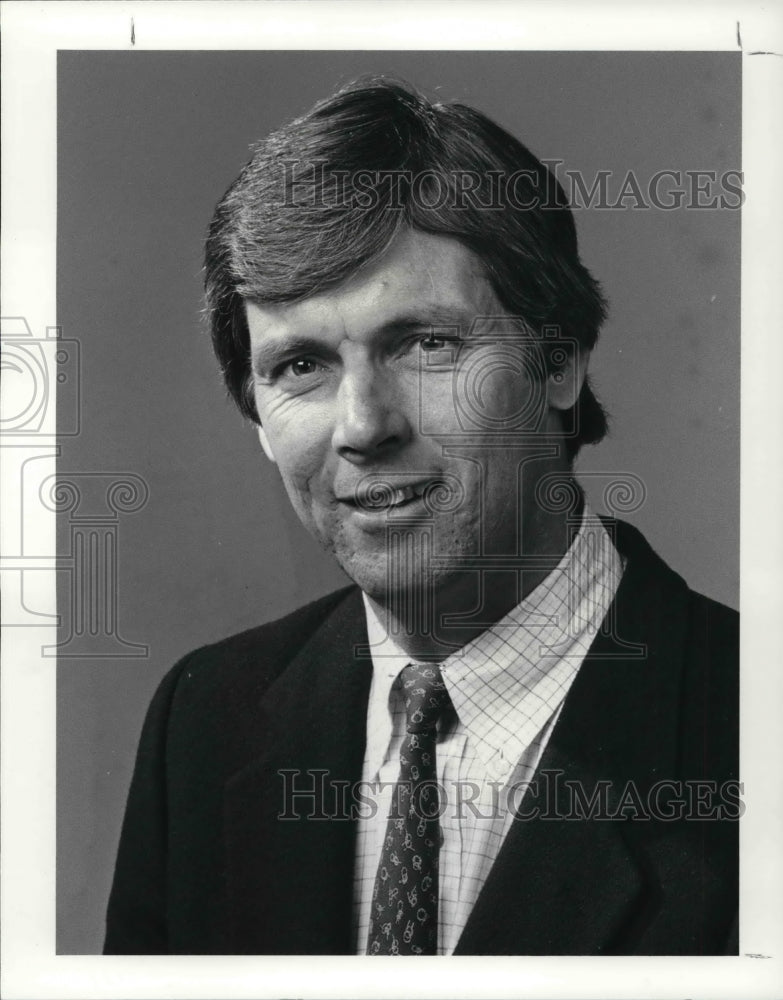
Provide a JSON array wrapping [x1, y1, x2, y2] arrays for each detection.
[[417, 376, 462, 438], [267, 417, 321, 470], [277, 462, 331, 528], [455, 356, 542, 434]]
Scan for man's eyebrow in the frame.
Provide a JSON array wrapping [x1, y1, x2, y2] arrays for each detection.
[[250, 336, 326, 373], [249, 308, 477, 372], [378, 308, 474, 333]]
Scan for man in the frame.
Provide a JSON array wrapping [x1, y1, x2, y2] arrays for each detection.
[[104, 78, 739, 955]]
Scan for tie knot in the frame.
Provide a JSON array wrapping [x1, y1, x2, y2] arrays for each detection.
[[399, 662, 450, 733]]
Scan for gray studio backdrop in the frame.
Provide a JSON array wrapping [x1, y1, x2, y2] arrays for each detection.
[[57, 51, 740, 953]]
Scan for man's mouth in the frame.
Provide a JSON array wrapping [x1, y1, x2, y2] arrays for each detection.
[[341, 481, 431, 512]]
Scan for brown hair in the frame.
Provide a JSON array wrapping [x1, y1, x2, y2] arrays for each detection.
[[205, 77, 609, 457]]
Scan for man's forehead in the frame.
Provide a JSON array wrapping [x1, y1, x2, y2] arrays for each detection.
[[244, 228, 502, 339]]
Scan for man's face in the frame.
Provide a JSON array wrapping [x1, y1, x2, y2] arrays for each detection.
[[246, 228, 578, 605]]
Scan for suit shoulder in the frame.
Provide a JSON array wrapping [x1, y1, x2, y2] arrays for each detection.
[[189, 583, 357, 661], [679, 587, 738, 779], [163, 584, 359, 704], [611, 515, 738, 654], [683, 588, 739, 682]]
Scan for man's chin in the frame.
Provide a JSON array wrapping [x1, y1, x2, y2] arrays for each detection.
[[330, 550, 432, 600], [338, 566, 429, 603], [332, 551, 473, 611], [314, 515, 480, 603]]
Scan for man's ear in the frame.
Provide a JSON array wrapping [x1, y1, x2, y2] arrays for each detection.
[[256, 425, 277, 464], [547, 348, 589, 411]]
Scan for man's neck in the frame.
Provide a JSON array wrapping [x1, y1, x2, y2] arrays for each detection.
[[365, 491, 583, 662]]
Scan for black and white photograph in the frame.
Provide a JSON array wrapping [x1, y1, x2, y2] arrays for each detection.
[[2, 3, 782, 998]]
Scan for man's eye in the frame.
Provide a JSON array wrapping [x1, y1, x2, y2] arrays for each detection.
[[286, 358, 319, 376], [419, 335, 460, 351]]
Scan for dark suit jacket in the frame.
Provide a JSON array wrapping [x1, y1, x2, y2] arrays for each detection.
[[104, 519, 739, 955]]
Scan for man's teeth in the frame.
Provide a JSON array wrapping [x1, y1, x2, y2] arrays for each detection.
[[391, 485, 417, 505], [362, 484, 421, 509], [354, 482, 448, 510]]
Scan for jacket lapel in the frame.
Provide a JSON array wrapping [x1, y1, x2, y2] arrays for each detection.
[[223, 520, 693, 955], [223, 588, 371, 954], [456, 520, 691, 954]]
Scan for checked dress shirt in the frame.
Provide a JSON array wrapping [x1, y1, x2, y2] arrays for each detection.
[[353, 504, 624, 954]]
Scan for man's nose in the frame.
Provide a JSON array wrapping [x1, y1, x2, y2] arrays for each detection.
[[331, 368, 411, 462]]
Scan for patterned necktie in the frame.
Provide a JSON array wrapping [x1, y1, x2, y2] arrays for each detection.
[[367, 662, 451, 955]]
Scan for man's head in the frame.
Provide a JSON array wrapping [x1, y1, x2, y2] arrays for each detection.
[[205, 77, 608, 454], [205, 78, 609, 612]]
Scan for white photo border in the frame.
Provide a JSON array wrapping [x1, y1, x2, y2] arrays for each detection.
[[2, 1, 782, 997]]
